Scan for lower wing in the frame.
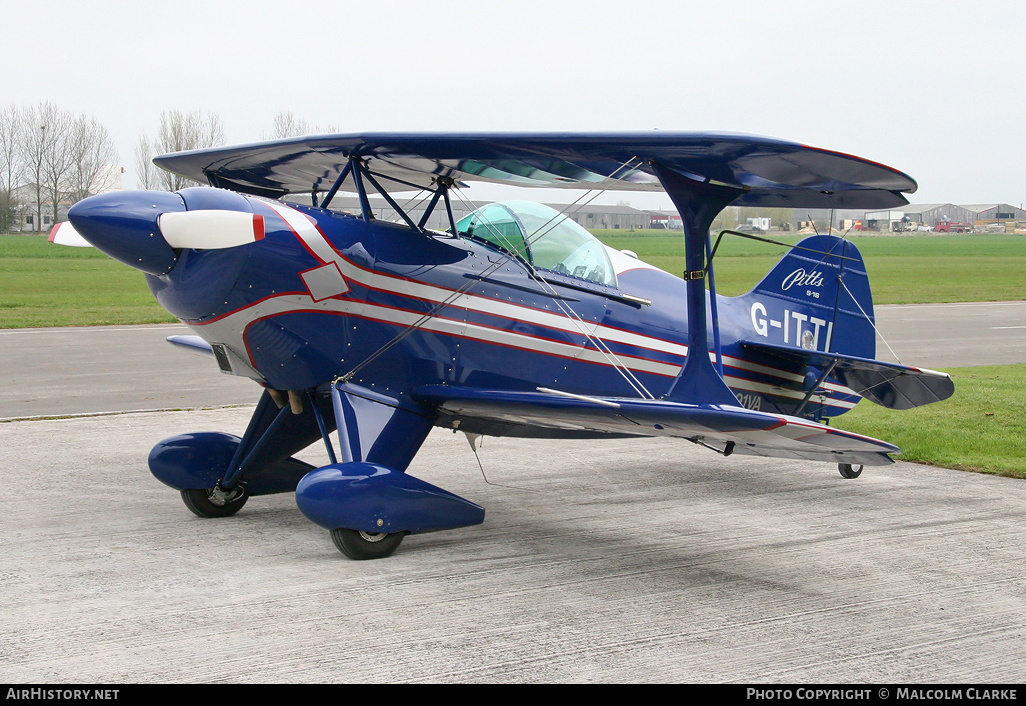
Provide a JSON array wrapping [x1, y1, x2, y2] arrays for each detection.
[[412, 386, 898, 466]]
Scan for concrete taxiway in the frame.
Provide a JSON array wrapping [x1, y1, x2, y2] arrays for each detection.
[[1, 303, 1024, 683], [3, 413, 1026, 683]]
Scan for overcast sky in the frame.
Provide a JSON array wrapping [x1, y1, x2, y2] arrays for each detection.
[[6, 0, 1024, 209]]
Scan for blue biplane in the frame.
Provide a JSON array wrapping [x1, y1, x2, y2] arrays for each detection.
[[52, 132, 953, 559]]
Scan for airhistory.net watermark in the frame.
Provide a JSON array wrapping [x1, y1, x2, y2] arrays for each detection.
[[6, 690, 118, 701]]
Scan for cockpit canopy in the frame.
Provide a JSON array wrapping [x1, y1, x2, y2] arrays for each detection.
[[456, 201, 617, 287]]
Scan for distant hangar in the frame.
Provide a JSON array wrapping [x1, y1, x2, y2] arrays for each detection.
[[864, 203, 1025, 232], [282, 194, 1021, 233]]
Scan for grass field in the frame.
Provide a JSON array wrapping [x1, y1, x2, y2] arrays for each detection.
[[839, 363, 1026, 479], [0, 235, 176, 328], [593, 230, 1026, 302], [2, 231, 1024, 328]]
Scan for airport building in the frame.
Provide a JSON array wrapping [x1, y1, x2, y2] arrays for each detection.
[[6, 167, 124, 233], [864, 203, 1026, 232], [894, 204, 978, 228], [961, 203, 1026, 223]]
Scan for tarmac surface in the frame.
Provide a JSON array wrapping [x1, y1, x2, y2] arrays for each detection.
[[1, 302, 1024, 683]]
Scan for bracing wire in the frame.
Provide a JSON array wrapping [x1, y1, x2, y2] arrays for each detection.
[[446, 159, 657, 399], [337, 157, 657, 400], [811, 212, 904, 364], [837, 276, 903, 364]]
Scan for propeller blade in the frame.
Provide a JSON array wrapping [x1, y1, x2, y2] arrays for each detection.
[[48, 222, 93, 247]]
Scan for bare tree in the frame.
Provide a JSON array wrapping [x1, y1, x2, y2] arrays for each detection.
[[134, 131, 159, 190], [1, 103, 119, 230], [19, 102, 67, 232], [38, 106, 79, 228], [153, 110, 225, 191], [267, 112, 340, 140], [66, 113, 118, 203], [0, 104, 21, 192], [271, 111, 311, 139], [0, 104, 22, 232], [712, 206, 738, 234]]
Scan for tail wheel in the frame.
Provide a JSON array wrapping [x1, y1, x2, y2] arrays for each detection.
[[838, 463, 864, 479], [181, 486, 249, 518], [331, 528, 405, 560]]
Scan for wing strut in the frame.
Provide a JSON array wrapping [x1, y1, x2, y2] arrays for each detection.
[[318, 160, 354, 210], [650, 163, 745, 406], [318, 157, 461, 236]]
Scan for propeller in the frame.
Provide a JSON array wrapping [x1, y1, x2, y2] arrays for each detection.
[[64, 190, 263, 275]]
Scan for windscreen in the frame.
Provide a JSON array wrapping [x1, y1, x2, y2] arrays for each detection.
[[456, 201, 616, 287]]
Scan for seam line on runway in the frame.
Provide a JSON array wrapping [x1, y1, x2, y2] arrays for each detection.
[[0, 325, 188, 335], [0, 404, 256, 424]]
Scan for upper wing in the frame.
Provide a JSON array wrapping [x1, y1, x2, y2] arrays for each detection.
[[153, 132, 916, 209], [412, 385, 899, 466], [741, 341, 954, 410]]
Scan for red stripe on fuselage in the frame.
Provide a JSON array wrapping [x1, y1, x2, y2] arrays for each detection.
[[256, 199, 694, 354]]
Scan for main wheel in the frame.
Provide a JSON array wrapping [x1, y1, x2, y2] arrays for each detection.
[[330, 528, 405, 560], [181, 486, 249, 518], [838, 463, 864, 479]]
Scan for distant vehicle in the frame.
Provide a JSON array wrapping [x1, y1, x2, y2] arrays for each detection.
[[735, 224, 763, 233], [934, 220, 974, 233], [894, 221, 930, 233]]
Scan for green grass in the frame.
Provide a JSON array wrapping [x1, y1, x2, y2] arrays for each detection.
[[594, 231, 1026, 303], [838, 364, 1026, 479], [3, 231, 1023, 327], [0, 235, 175, 328]]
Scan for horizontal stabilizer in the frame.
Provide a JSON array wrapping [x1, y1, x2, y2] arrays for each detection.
[[741, 341, 954, 410], [413, 385, 899, 466]]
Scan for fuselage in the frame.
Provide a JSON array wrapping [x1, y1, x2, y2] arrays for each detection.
[[136, 192, 859, 419]]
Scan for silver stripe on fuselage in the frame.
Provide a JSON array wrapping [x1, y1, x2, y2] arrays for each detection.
[[198, 200, 857, 407]]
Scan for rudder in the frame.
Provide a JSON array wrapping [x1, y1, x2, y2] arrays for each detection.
[[739, 234, 875, 359]]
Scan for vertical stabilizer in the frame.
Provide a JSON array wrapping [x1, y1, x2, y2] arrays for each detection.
[[740, 234, 875, 359]]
